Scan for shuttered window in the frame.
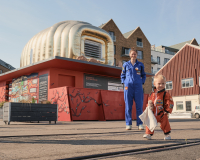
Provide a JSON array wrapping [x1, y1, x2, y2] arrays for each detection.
[[84, 40, 102, 59]]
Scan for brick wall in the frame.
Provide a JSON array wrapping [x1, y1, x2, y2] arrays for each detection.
[[101, 19, 152, 94]]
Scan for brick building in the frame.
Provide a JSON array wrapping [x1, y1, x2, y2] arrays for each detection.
[[0, 59, 15, 74], [99, 19, 152, 94]]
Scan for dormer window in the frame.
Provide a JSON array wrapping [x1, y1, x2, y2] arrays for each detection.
[[137, 38, 143, 47], [109, 31, 116, 42]]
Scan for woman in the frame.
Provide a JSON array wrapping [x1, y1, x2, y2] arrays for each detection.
[[121, 47, 146, 130]]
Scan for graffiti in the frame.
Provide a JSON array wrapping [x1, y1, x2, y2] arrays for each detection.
[[0, 86, 6, 102], [10, 73, 38, 103], [50, 88, 70, 116], [69, 89, 103, 117]]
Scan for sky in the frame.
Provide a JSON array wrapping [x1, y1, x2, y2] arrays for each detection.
[[1, 0, 200, 69]]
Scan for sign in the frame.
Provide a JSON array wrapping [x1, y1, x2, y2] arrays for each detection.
[[39, 74, 48, 103], [84, 74, 123, 91]]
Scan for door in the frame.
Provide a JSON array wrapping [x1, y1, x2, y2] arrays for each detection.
[[186, 101, 191, 111]]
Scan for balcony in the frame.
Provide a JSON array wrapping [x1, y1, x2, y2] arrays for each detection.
[[151, 57, 158, 64], [137, 41, 143, 47]]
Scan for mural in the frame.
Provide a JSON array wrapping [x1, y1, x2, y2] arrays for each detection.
[[68, 88, 105, 121], [10, 73, 39, 103], [0, 84, 6, 102]]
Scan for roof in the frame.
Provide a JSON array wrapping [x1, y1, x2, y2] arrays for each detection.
[[169, 40, 192, 50], [0, 56, 153, 82], [0, 59, 15, 70], [123, 29, 135, 38], [156, 43, 200, 76]]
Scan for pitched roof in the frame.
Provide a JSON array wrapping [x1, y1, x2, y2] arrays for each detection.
[[169, 40, 192, 50], [0, 59, 15, 70], [156, 43, 200, 76], [123, 29, 136, 38]]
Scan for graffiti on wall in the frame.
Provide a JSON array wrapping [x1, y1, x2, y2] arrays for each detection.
[[0, 85, 6, 102], [10, 73, 39, 103]]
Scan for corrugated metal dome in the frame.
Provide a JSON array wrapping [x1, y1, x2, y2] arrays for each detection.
[[20, 20, 114, 67]]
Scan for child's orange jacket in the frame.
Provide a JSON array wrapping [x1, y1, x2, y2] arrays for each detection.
[[148, 88, 174, 119]]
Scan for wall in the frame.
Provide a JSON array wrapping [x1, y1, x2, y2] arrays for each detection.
[[172, 95, 199, 112], [151, 50, 174, 72]]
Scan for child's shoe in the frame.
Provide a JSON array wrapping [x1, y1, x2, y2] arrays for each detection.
[[143, 134, 151, 140], [164, 134, 171, 140], [126, 125, 132, 130], [138, 124, 144, 130]]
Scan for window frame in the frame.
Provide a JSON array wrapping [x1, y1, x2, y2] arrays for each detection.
[[181, 78, 194, 88], [157, 56, 160, 65], [136, 38, 143, 47], [166, 81, 173, 90], [137, 50, 143, 59], [176, 101, 184, 110]]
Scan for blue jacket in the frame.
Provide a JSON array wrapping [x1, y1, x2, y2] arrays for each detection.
[[121, 59, 146, 84]]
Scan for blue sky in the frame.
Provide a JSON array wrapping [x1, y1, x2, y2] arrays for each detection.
[[1, 0, 200, 69]]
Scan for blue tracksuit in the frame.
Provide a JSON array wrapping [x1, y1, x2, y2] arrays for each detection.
[[121, 60, 146, 126]]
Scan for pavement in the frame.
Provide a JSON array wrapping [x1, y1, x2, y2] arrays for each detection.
[[0, 119, 200, 160]]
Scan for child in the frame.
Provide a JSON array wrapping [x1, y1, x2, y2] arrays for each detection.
[[143, 75, 174, 140]]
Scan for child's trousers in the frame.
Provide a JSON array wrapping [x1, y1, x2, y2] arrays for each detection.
[[146, 113, 171, 135]]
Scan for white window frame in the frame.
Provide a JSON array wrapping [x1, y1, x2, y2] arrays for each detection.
[[176, 101, 184, 110], [166, 81, 173, 90], [181, 78, 193, 88]]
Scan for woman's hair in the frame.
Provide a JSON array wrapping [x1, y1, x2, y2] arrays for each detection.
[[129, 47, 137, 54], [154, 74, 166, 83]]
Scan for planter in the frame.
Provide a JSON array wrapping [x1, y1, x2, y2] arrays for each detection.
[[3, 102, 57, 125]]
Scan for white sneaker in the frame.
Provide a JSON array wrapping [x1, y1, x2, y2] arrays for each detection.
[[143, 134, 151, 140], [138, 124, 144, 130], [164, 134, 171, 140], [126, 125, 132, 130]]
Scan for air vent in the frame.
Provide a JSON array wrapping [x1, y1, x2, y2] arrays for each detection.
[[84, 40, 101, 59]]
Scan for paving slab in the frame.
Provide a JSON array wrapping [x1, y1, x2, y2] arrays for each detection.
[[0, 119, 200, 159]]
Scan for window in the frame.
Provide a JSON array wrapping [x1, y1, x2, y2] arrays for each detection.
[[0, 70, 2, 74], [182, 78, 193, 88], [164, 58, 170, 65], [114, 58, 116, 66], [157, 68, 160, 71], [124, 48, 130, 55], [137, 38, 143, 47], [186, 101, 191, 111], [137, 50, 143, 59], [157, 56, 160, 65], [114, 45, 116, 55], [84, 39, 102, 59], [176, 101, 183, 110], [166, 81, 172, 90], [109, 31, 116, 42], [151, 67, 153, 73]]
